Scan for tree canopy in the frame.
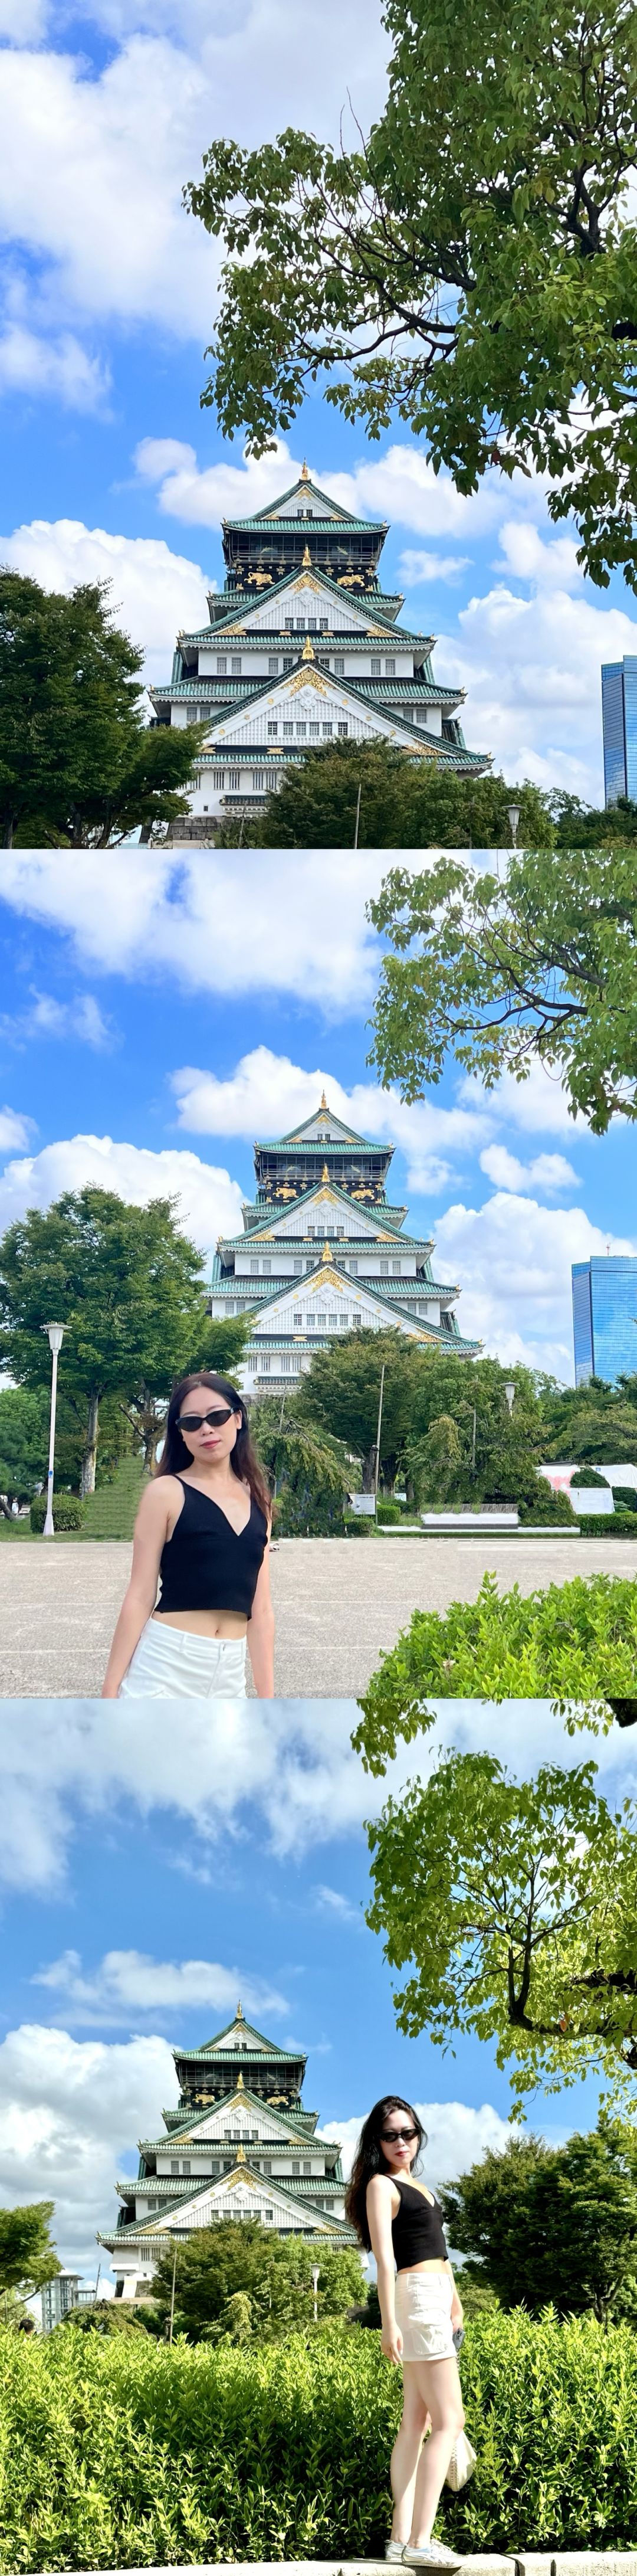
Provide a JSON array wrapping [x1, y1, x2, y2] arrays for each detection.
[[364, 1742, 637, 2107], [0, 572, 208, 849], [149, 2222, 363, 2342], [0, 2204, 60, 2300], [440, 2118, 637, 2327], [0, 1187, 215, 1494], [368, 849, 637, 1132], [219, 741, 553, 851], [186, 0, 637, 592], [353, 1570, 637, 1762]]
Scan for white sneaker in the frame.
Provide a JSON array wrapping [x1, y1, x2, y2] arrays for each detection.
[[402, 2549, 462, 2571], [386, 2548, 406, 2563]]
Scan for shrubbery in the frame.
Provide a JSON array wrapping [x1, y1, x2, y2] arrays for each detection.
[[1, 2312, 637, 2566], [517, 1484, 577, 1525], [376, 1500, 403, 1524], [576, 1511, 637, 1535], [29, 1494, 84, 1533]]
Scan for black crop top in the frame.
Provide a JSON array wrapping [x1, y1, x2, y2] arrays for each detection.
[[391, 2175, 448, 2270], [156, 1479, 268, 1619]]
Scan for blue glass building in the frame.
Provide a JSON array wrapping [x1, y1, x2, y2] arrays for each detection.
[[572, 1256, 637, 1386], [601, 655, 637, 806]]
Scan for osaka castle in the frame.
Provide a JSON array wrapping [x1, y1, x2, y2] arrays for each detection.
[[149, 461, 488, 830], [208, 1095, 478, 1397], [98, 2005, 355, 2301]]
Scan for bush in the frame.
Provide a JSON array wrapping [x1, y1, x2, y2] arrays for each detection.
[[29, 1492, 84, 1533], [355, 1570, 637, 1736], [518, 1484, 577, 1525], [611, 1486, 637, 1513], [376, 1500, 403, 1524], [575, 1510, 637, 1535], [569, 1468, 610, 1490], [1, 2312, 637, 2565], [343, 1515, 376, 1536]]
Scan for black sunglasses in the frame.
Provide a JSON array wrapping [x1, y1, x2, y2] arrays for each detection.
[[178, 1405, 236, 1432], [381, 2125, 418, 2143]]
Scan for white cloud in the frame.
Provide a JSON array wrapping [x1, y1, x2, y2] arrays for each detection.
[[0, 323, 110, 411], [1, 1696, 633, 1904], [0, 1132, 243, 1260], [33, 1947, 288, 2027], [479, 1144, 580, 1194], [1, 990, 115, 1051], [0, 0, 44, 32], [439, 562, 637, 803], [459, 1056, 599, 1142], [399, 549, 471, 587], [0, 521, 211, 686], [0, 852, 393, 1012], [0, 2022, 176, 2276], [324, 2100, 517, 2186], [171, 1045, 490, 1194], [435, 1189, 637, 1375], [313, 1885, 364, 1930], [136, 432, 534, 546], [0, 1105, 32, 1151], [134, 435, 306, 530]]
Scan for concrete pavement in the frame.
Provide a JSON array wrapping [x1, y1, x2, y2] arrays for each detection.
[[1, 1531, 635, 1698]]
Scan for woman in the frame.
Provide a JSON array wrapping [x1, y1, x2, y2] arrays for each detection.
[[101, 1373, 274, 1699], [346, 2097, 464, 2570]]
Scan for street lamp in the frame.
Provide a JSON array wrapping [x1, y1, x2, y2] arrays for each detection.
[[507, 805, 520, 846], [41, 1322, 65, 1537], [311, 2263, 320, 2323], [504, 1382, 516, 1415]]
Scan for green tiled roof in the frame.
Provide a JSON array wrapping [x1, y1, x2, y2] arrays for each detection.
[[240, 474, 369, 526], [182, 565, 423, 641], [139, 2090, 326, 2156], [224, 513, 386, 535]]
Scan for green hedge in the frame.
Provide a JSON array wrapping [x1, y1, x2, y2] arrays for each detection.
[[576, 1511, 637, 1534], [2, 2312, 637, 2567], [29, 1494, 84, 1533], [376, 1500, 403, 1524], [343, 1514, 376, 1535]]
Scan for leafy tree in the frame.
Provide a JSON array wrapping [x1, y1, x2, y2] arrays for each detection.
[[537, 1373, 637, 1465], [363, 1743, 637, 2106], [0, 2204, 60, 2300], [187, 0, 637, 593], [251, 1389, 351, 1530], [149, 2221, 363, 2342], [368, 850, 637, 1133], [0, 571, 208, 849], [0, 1384, 50, 1516], [551, 794, 637, 847], [404, 1355, 546, 1507], [0, 1187, 214, 1494], [296, 1329, 426, 1489], [219, 741, 553, 852], [354, 1570, 637, 1760], [440, 2119, 637, 2328]]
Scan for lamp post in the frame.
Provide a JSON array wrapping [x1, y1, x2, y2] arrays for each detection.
[[504, 1381, 516, 1415], [373, 1362, 386, 1516], [507, 804, 520, 846], [41, 1322, 65, 1537], [311, 2263, 320, 2323]]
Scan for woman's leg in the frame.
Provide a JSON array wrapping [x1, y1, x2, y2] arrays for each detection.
[[407, 2358, 464, 2545], [389, 2379, 431, 2543]]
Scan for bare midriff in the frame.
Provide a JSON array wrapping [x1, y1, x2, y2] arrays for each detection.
[[150, 1607, 248, 1637], [396, 2258, 448, 2276]]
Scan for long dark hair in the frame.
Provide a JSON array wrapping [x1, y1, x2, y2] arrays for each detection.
[[155, 1373, 271, 1521], [345, 2096, 426, 2249]]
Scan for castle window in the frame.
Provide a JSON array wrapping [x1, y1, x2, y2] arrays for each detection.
[[253, 771, 264, 791], [334, 656, 344, 675], [229, 770, 241, 790], [291, 2160, 300, 2174], [337, 722, 348, 737], [294, 1260, 303, 1274], [182, 2160, 191, 2174], [250, 1260, 259, 1274], [262, 1259, 271, 1274], [285, 617, 294, 630], [340, 1312, 350, 1326], [308, 620, 317, 631], [323, 724, 333, 737], [385, 658, 395, 675], [371, 657, 381, 675], [283, 722, 293, 738], [329, 1314, 339, 1328], [296, 723, 306, 738], [293, 1311, 303, 1326], [266, 771, 277, 789], [231, 656, 242, 674], [212, 770, 225, 788], [170, 2159, 179, 2172], [268, 656, 279, 674], [319, 618, 329, 630], [309, 722, 320, 738], [379, 1259, 389, 1274], [216, 656, 227, 673], [268, 722, 278, 738], [283, 659, 294, 673], [260, 1354, 271, 1372], [295, 619, 305, 631], [349, 1261, 358, 1275], [392, 1260, 402, 1272]]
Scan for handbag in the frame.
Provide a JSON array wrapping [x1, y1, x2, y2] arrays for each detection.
[[445, 2432, 477, 2492]]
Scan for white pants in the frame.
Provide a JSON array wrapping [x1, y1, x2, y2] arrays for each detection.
[[395, 2270, 455, 2361], [119, 1618, 247, 1699]]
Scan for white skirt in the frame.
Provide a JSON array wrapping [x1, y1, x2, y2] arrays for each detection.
[[119, 1618, 247, 1700], [395, 2270, 455, 2362]]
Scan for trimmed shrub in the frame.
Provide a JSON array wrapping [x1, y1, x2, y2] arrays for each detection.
[[376, 1500, 403, 1524], [570, 1468, 609, 1490], [343, 1515, 376, 1536], [574, 1510, 637, 1535], [611, 1485, 637, 1513], [518, 1484, 577, 1526], [1, 2312, 637, 2565], [29, 1492, 84, 1533]]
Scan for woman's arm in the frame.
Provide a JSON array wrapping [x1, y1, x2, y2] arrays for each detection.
[[101, 1483, 170, 1697], [246, 1533, 274, 1697], [445, 2261, 464, 2329], [367, 2175, 401, 2363]]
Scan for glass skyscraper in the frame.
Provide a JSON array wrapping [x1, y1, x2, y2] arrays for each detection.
[[601, 654, 637, 806], [572, 1256, 637, 1386]]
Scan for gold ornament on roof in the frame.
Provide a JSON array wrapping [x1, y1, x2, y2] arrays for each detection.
[[301, 459, 310, 482], [237, 2073, 244, 2090], [319, 1091, 328, 1111], [301, 633, 315, 661], [236, 1999, 244, 2019], [321, 1162, 329, 1181], [235, 2145, 247, 2165], [301, 544, 312, 568], [321, 1241, 331, 1262]]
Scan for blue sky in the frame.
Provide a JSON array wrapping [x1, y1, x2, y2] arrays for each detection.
[[1, 1693, 634, 2282], [0, 852, 635, 1378], [2, 0, 637, 803]]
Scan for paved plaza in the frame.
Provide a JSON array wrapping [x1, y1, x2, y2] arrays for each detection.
[[1, 1531, 635, 1698]]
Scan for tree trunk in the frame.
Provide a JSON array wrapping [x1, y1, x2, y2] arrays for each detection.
[[80, 1391, 100, 1495], [362, 1446, 376, 1491], [1, 813, 15, 848]]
